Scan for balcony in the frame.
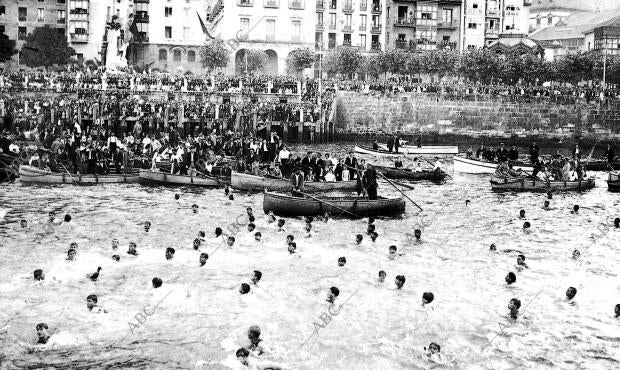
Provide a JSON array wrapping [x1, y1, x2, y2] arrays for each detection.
[[238, 0, 254, 6], [415, 38, 436, 45], [343, 25, 352, 32], [70, 8, 89, 15], [70, 33, 89, 42], [135, 0, 150, 3], [343, 40, 352, 47], [437, 40, 457, 50], [359, 24, 366, 31], [329, 23, 336, 30], [316, 0, 324, 10], [486, 28, 500, 36], [371, 3, 382, 13], [18, 16, 27, 22], [328, 42, 336, 49], [264, 0, 279, 8], [370, 43, 381, 52], [343, 2, 353, 12], [315, 41, 323, 50], [437, 21, 457, 29], [57, 18, 66, 24], [486, 9, 499, 16], [289, 0, 304, 9], [370, 25, 381, 33], [395, 40, 416, 52], [18, 33, 28, 41], [360, 3, 367, 11], [135, 13, 149, 23], [316, 22, 324, 30], [394, 17, 415, 27]]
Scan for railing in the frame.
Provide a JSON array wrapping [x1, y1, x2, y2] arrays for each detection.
[[371, 25, 381, 33], [57, 18, 66, 24], [264, 0, 279, 8], [343, 25, 352, 32], [70, 33, 89, 42], [343, 40, 352, 46], [343, 2, 353, 12], [316, 0, 324, 10], [238, 0, 254, 6], [437, 21, 457, 28], [371, 3, 382, 13], [316, 22, 324, 30], [395, 17, 415, 26], [359, 25, 366, 31], [360, 3, 367, 11], [18, 16, 27, 22], [437, 41, 457, 50], [395, 40, 416, 51], [415, 38, 436, 45], [70, 8, 89, 15], [370, 43, 381, 52], [289, 0, 304, 9], [486, 28, 500, 36], [486, 9, 499, 16], [18, 34, 27, 41], [135, 13, 149, 23], [329, 23, 336, 30]]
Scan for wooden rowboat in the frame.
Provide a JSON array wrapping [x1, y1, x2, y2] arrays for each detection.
[[455, 156, 533, 174], [608, 171, 620, 192], [231, 171, 358, 193], [490, 176, 595, 192], [18, 165, 139, 184], [374, 165, 447, 182], [355, 144, 456, 157], [138, 169, 227, 187], [263, 191, 405, 218]]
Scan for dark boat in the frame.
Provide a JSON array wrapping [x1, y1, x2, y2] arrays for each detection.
[[490, 176, 595, 192], [19, 165, 139, 184], [139, 169, 228, 187], [374, 165, 447, 182], [232, 171, 358, 193], [263, 191, 405, 218], [608, 172, 620, 192]]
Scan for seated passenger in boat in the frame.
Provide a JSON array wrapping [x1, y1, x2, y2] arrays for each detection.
[[414, 162, 423, 173], [394, 157, 403, 169], [494, 162, 510, 177], [507, 164, 522, 177], [324, 168, 336, 182]]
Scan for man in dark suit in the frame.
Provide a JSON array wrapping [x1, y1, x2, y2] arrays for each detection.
[[605, 143, 615, 165], [363, 163, 378, 200], [182, 146, 198, 174], [387, 136, 394, 152], [301, 152, 311, 180], [344, 152, 357, 180], [529, 142, 539, 164], [313, 153, 324, 181], [290, 167, 304, 196]]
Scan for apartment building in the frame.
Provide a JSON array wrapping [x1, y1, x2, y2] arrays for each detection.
[[463, 0, 530, 49], [384, 0, 463, 53], [0, 0, 68, 67]]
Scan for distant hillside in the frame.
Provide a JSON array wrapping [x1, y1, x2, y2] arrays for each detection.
[[530, 0, 620, 11]]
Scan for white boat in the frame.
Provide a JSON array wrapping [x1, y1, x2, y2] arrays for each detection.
[[354, 144, 458, 157], [453, 156, 533, 174]]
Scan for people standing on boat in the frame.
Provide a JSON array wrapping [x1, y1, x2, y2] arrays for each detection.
[[572, 144, 581, 160], [290, 167, 304, 196], [335, 159, 344, 181], [394, 135, 401, 153], [372, 140, 379, 150], [529, 142, 539, 164], [508, 145, 519, 161], [387, 136, 395, 152], [416, 135, 422, 148], [363, 163, 378, 200], [606, 143, 615, 165], [345, 152, 358, 180], [466, 146, 473, 158], [432, 158, 442, 173], [496, 143, 509, 163], [485, 145, 496, 162], [476, 144, 485, 159]]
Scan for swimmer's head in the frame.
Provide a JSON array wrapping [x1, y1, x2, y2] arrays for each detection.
[[247, 325, 261, 342], [370, 231, 378, 242], [414, 229, 421, 239], [505, 272, 516, 285], [193, 238, 201, 250], [367, 224, 375, 234], [252, 270, 262, 284], [572, 249, 580, 259], [192, 204, 199, 213], [165, 247, 175, 260], [547, 191, 553, 199], [249, 215, 255, 223], [225, 186, 230, 195], [519, 209, 525, 218], [544, 200, 550, 208], [112, 255, 120, 262], [614, 217, 619, 228], [239, 283, 251, 295], [615, 304, 620, 317], [199, 253, 209, 266], [236, 348, 250, 366], [566, 287, 577, 300], [389, 245, 397, 254], [517, 254, 526, 265], [277, 219, 285, 227], [64, 214, 71, 222], [288, 242, 297, 254], [489, 243, 497, 251], [356, 234, 363, 244], [268, 214, 276, 223], [152, 277, 163, 288], [174, 194, 180, 200], [395, 275, 406, 289], [428, 342, 441, 354], [198, 231, 205, 238], [327, 286, 340, 303], [573, 205, 579, 213], [86, 294, 98, 309], [465, 200, 471, 206], [254, 232, 262, 241], [338, 257, 346, 267], [378, 270, 386, 282], [368, 217, 375, 225], [286, 235, 294, 243], [70, 242, 78, 249], [305, 223, 312, 232], [523, 221, 531, 230], [422, 292, 434, 305], [48, 212, 55, 222], [508, 298, 521, 311], [67, 248, 76, 260], [20, 219, 28, 228], [305, 216, 313, 224], [144, 221, 151, 231], [229, 194, 234, 200], [215, 227, 222, 237], [246, 207, 253, 215], [34, 269, 45, 281], [247, 223, 255, 232], [227, 236, 235, 246], [112, 239, 119, 249], [36, 323, 49, 342]]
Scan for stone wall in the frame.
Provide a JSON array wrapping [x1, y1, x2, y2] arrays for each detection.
[[333, 91, 620, 136]]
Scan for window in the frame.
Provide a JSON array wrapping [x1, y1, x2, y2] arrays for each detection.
[[18, 27, 27, 40], [165, 7, 172, 17], [328, 32, 336, 49], [488, 19, 497, 30], [315, 32, 323, 49], [547, 17, 552, 25], [345, 14, 351, 26], [76, 53, 84, 63], [291, 20, 300, 41], [57, 27, 65, 35], [266, 19, 275, 41], [0, 6, 5, 16], [360, 14, 367, 28], [0, 25, 5, 35], [38, 0, 45, 2], [57, 0, 66, 3], [37, 8, 44, 22], [240, 18, 250, 34], [57, 10, 66, 23], [183, 27, 190, 39], [329, 13, 336, 27], [159, 49, 167, 60], [330, 0, 337, 9], [442, 9, 452, 23], [165, 26, 172, 38], [416, 4, 436, 25], [317, 12, 323, 26], [188, 50, 196, 62], [473, 3, 478, 8], [360, 34, 366, 48], [468, 23, 477, 29], [343, 33, 351, 45], [18, 7, 27, 22], [173, 50, 181, 61]]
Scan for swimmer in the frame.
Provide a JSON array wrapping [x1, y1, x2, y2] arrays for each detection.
[[152, 277, 163, 288], [48, 211, 56, 223], [378, 270, 386, 283], [277, 219, 286, 232], [192, 204, 199, 214], [367, 224, 376, 235], [175, 194, 180, 200], [489, 244, 523, 254], [112, 255, 120, 262], [199, 253, 209, 266], [414, 229, 421, 241], [395, 275, 406, 289], [144, 221, 151, 232], [615, 304, 620, 318], [516, 254, 529, 269], [246, 207, 253, 218], [20, 219, 28, 228], [508, 298, 521, 319], [112, 238, 119, 250], [327, 287, 339, 304], [338, 257, 346, 267], [33, 269, 45, 281], [389, 245, 398, 257], [422, 292, 434, 305], [240, 283, 251, 295], [368, 217, 375, 225], [225, 186, 230, 196], [247, 223, 256, 232], [127, 242, 138, 256], [547, 191, 553, 199], [249, 215, 256, 224], [425, 342, 441, 361], [304, 223, 312, 238], [254, 232, 262, 243], [370, 231, 378, 242], [227, 237, 235, 247], [505, 272, 516, 285], [247, 325, 268, 355], [322, 212, 331, 223], [229, 194, 234, 200], [235, 348, 283, 370], [519, 209, 526, 219], [286, 235, 294, 244], [355, 234, 363, 245], [251, 270, 262, 285], [571, 205, 579, 214], [165, 247, 175, 260], [465, 200, 471, 206], [267, 213, 276, 223], [215, 227, 223, 238], [88, 267, 101, 282], [287, 242, 297, 254], [66, 248, 76, 261], [572, 249, 580, 260], [36, 323, 50, 344], [614, 217, 619, 228], [523, 221, 531, 232], [566, 287, 577, 301], [197, 231, 206, 239], [70, 242, 78, 250], [543, 200, 550, 210], [86, 294, 107, 313], [193, 238, 201, 250]]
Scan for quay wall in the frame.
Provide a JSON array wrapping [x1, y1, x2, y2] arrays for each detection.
[[333, 91, 620, 136]]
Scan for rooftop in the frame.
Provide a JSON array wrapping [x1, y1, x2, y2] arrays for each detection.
[[529, 0, 618, 12]]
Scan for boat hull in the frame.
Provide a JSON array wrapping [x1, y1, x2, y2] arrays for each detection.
[[231, 172, 358, 193], [377, 144, 459, 155], [138, 170, 225, 187], [454, 157, 532, 174], [374, 165, 447, 181], [263, 192, 405, 218], [490, 176, 595, 192], [18, 165, 139, 184]]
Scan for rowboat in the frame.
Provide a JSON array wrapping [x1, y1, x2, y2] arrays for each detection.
[[490, 176, 595, 192], [231, 171, 358, 193], [608, 171, 620, 192], [374, 165, 447, 182], [263, 191, 406, 218], [138, 169, 227, 187], [455, 156, 533, 174], [377, 144, 459, 155], [18, 165, 139, 184], [355, 144, 457, 157]]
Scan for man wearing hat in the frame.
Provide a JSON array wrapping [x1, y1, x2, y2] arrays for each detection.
[[496, 143, 509, 163]]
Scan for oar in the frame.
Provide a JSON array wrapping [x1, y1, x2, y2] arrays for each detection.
[[297, 191, 359, 218], [59, 162, 79, 185], [378, 172, 423, 212], [421, 157, 453, 180]]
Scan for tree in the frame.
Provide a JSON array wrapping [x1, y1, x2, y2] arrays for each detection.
[[236, 49, 268, 74], [323, 47, 362, 78], [0, 34, 17, 63], [20, 25, 74, 68], [199, 39, 230, 73], [287, 48, 315, 75], [553, 51, 596, 85], [459, 49, 502, 84]]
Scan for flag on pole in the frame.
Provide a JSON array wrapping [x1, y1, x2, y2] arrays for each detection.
[[197, 12, 211, 38], [129, 19, 139, 38]]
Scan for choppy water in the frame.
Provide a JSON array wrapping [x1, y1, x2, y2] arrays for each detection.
[[0, 149, 619, 370]]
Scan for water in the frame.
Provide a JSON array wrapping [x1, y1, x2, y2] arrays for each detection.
[[0, 149, 619, 369]]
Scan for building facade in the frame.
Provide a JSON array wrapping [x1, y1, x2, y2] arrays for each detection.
[[384, 0, 462, 53], [463, 0, 529, 49], [0, 0, 68, 68], [586, 17, 620, 57]]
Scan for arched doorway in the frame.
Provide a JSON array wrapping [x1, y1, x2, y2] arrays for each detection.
[[235, 49, 247, 75], [265, 50, 278, 75]]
